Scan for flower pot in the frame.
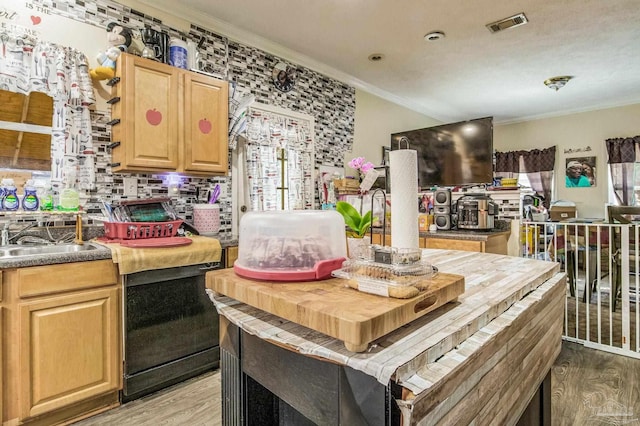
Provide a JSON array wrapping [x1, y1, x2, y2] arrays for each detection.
[[347, 235, 371, 259]]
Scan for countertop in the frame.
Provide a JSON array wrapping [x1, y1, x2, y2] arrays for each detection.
[[0, 243, 113, 268], [420, 228, 511, 240], [0, 233, 237, 269], [209, 249, 562, 384], [208, 249, 566, 423]]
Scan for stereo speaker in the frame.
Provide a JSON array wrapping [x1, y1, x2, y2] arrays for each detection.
[[434, 205, 450, 214], [434, 189, 452, 207], [435, 214, 452, 230]]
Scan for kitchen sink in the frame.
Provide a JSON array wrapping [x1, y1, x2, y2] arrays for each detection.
[[0, 243, 101, 258]]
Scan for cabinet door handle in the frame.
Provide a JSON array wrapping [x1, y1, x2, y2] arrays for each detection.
[[106, 118, 121, 126], [107, 76, 120, 86], [107, 96, 121, 105]]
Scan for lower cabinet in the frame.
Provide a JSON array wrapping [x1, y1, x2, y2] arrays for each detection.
[[371, 233, 392, 246], [0, 306, 3, 425], [18, 287, 120, 419], [422, 233, 509, 254], [371, 231, 509, 254], [226, 245, 238, 268], [2, 259, 121, 425]]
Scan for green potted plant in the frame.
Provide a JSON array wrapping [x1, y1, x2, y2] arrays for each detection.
[[337, 201, 372, 258], [336, 201, 372, 238]]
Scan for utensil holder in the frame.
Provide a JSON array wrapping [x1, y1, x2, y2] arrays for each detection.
[[193, 204, 220, 233]]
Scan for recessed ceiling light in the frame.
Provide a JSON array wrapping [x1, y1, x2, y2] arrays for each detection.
[[424, 31, 445, 41], [368, 53, 384, 62]]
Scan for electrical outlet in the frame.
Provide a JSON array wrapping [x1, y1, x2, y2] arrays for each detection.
[[123, 177, 137, 196]]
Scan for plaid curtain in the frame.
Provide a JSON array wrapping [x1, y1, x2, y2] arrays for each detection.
[[606, 136, 640, 206], [495, 146, 556, 208], [494, 150, 521, 174]]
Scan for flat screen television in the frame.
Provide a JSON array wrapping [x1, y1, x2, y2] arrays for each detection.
[[390, 117, 493, 190]]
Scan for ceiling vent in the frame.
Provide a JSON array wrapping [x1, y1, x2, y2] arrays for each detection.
[[486, 13, 528, 33]]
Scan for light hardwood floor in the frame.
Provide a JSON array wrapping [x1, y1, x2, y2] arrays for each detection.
[[552, 341, 640, 426], [73, 342, 640, 426], [72, 370, 222, 426]]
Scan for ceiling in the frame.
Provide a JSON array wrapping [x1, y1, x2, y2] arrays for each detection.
[[143, 0, 640, 124]]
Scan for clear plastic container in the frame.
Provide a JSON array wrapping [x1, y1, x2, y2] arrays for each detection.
[[332, 258, 438, 298], [234, 210, 348, 281], [58, 188, 79, 211]]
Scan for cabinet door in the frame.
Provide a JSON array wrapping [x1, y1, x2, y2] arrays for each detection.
[[18, 287, 120, 419], [371, 233, 392, 246], [226, 246, 238, 268], [182, 73, 229, 174], [1, 305, 3, 423], [113, 54, 180, 171], [424, 238, 484, 252]]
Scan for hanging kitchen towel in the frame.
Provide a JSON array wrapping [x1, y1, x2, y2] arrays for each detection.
[[97, 235, 222, 275], [389, 149, 419, 249]]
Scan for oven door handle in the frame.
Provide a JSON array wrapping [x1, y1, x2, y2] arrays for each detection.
[[199, 262, 223, 271]]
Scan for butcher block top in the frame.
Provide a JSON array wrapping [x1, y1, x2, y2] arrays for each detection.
[[206, 249, 563, 389], [208, 267, 465, 352]]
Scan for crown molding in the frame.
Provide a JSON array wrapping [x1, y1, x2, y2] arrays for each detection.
[[135, 0, 440, 119], [497, 97, 640, 125]]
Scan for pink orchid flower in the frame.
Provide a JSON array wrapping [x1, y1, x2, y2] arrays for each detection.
[[348, 157, 365, 170], [360, 162, 375, 174]]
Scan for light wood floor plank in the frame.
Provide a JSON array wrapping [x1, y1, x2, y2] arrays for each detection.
[[73, 342, 640, 426], [552, 342, 640, 426], [72, 370, 221, 426]]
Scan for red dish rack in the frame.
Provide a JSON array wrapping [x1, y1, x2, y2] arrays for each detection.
[[102, 220, 183, 240]]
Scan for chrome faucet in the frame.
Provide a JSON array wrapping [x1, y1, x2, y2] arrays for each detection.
[[1, 223, 9, 246], [1, 222, 37, 246]]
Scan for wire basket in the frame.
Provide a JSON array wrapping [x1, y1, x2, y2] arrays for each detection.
[[103, 220, 183, 240]]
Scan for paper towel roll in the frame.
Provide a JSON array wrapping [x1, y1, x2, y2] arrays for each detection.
[[389, 149, 419, 249]]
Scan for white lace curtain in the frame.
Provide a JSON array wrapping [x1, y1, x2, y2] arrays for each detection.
[[0, 30, 96, 190], [238, 107, 314, 211]]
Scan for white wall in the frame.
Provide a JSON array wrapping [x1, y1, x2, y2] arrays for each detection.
[[494, 103, 640, 218], [345, 89, 440, 176]]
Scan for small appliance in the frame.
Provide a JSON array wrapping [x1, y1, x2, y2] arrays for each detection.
[[140, 28, 169, 63], [455, 194, 498, 230]]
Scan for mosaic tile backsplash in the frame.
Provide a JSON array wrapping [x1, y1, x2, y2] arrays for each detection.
[[30, 0, 356, 235]]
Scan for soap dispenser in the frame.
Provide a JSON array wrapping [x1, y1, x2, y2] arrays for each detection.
[[22, 180, 39, 211], [39, 186, 54, 211], [1, 179, 19, 211], [58, 187, 79, 211]]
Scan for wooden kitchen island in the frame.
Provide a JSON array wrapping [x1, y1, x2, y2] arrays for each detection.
[[206, 249, 565, 425]]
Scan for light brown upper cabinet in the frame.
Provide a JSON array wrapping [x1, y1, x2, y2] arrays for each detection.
[[110, 53, 229, 175], [0, 90, 53, 171]]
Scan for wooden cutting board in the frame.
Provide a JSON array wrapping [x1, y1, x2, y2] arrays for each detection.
[[207, 268, 465, 352]]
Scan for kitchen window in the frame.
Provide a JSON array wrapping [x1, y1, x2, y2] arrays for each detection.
[[237, 104, 315, 212]]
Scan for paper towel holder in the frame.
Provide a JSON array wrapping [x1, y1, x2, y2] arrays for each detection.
[[397, 136, 410, 149]]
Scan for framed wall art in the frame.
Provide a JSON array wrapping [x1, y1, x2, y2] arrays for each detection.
[[565, 156, 596, 188]]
